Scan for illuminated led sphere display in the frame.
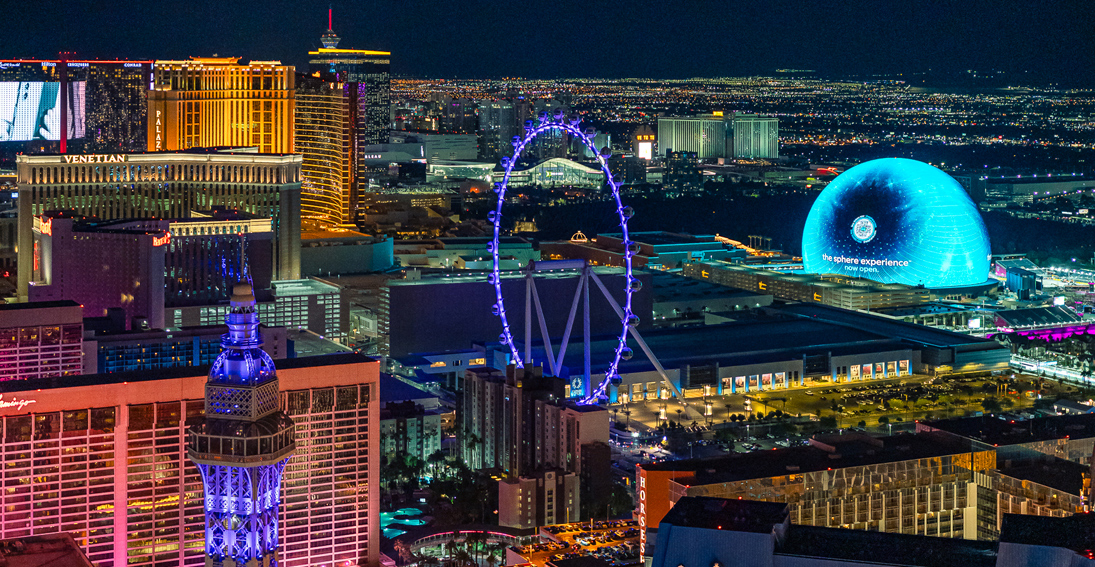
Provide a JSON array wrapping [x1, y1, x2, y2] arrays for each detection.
[[802, 158, 991, 288]]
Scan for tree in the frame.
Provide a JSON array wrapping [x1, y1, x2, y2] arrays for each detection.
[[982, 398, 1002, 414], [878, 416, 890, 425], [445, 540, 458, 566], [394, 539, 416, 564], [858, 420, 867, 428], [725, 403, 733, 420]]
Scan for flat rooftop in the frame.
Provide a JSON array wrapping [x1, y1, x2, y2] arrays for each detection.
[[775, 302, 1002, 350], [661, 496, 788, 533], [651, 272, 768, 303], [0, 352, 373, 395], [875, 302, 978, 317], [380, 374, 435, 403], [601, 231, 717, 247], [779, 524, 998, 567], [999, 459, 1088, 495], [0, 300, 81, 312], [921, 413, 1095, 446], [999, 512, 1095, 554], [642, 432, 977, 484], [542, 316, 910, 376], [996, 306, 1082, 328]]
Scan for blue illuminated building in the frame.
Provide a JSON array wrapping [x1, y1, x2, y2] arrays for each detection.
[[188, 284, 296, 567], [802, 158, 991, 289]]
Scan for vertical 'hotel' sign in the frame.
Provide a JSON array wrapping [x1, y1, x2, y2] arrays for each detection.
[[155, 110, 162, 150]]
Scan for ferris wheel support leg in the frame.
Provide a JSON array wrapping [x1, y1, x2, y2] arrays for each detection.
[[589, 271, 690, 409], [525, 274, 533, 365], [529, 277, 558, 376], [554, 269, 587, 378], [583, 270, 591, 397]]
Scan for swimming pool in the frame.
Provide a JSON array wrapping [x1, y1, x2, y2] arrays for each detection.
[[381, 507, 428, 539]]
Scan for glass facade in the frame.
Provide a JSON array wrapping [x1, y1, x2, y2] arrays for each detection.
[[296, 76, 352, 228]]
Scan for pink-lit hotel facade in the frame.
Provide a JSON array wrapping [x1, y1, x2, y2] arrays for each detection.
[[0, 353, 380, 567]]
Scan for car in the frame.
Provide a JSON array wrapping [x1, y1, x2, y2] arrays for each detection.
[[805, 390, 815, 396]]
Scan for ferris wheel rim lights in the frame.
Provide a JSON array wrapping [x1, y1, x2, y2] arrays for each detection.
[[489, 114, 634, 405]]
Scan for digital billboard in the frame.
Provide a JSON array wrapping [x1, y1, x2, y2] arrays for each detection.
[[0, 81, 85, 142], [802, 158, 991, 288]]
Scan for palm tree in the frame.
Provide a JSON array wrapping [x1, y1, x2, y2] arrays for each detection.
[[725, 403, 732, 420], [485, 553, 500, 567], [675, 408, 683, 426], [465, 532, 483, 566], [445, 539, 458, 567], [623, 408, 631, 429]]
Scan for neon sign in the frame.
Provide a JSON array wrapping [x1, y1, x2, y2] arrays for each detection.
[[155, 110, 162, 150], [638, 474, 647, 555], [152, 232, 171, 247], [0, 394, 37, 411], [63, 154, 126, 164], [39, 216, 52, 236]]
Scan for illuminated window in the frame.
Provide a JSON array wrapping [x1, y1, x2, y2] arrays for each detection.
[[429, 361, 447, 368]]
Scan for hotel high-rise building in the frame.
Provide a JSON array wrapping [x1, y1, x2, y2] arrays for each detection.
[[189, 283, 296, 567], [15, 151, 302, 301], [477, 99, 516, 161], [657, 116, 727, 160], [0, 59, 152, 154], [148, 58, 295, 154], [295, 73, 353, 228], [0, 352, 380, 567], [29, 212, 276, 328], [731, 113, 779, 159], [308, 20, 391, 180]]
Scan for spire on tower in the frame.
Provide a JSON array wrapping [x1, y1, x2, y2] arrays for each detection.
[[321, 6, 340, 49]]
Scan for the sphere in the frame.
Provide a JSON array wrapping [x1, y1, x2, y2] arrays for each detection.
[[802, 158, 991, 288]]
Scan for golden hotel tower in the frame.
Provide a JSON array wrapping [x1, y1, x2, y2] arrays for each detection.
[[148, 57, 295, 153]]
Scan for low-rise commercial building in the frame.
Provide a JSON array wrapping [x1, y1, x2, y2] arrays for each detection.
[[84, 324, 288, 374], [684, 261, 932, 310], [541, 232, 746, 271], [167, 278, 345, 341]]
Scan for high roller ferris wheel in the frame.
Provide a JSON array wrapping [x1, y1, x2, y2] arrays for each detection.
[[487, 111, 688, 407]]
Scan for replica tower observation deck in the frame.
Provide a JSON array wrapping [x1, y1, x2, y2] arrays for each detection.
[[188, 283, 296, 567]]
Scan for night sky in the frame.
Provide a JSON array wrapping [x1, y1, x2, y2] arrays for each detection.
[[7, 0, 1093, 83]]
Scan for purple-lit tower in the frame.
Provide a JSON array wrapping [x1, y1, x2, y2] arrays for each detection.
[[188, 283, 296, 567]]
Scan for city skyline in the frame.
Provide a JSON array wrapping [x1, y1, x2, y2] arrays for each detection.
[[3, 1, 1092, 85]]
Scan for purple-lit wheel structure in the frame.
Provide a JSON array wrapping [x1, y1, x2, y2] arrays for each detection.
[[489, 113, 636, 404]]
